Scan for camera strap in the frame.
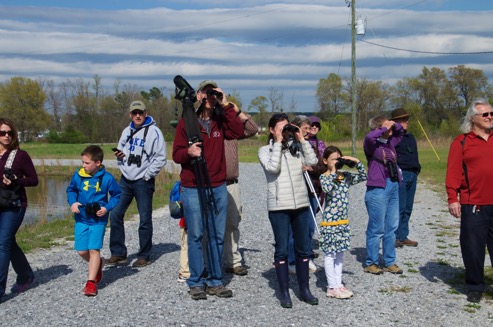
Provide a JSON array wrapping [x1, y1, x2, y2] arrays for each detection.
[[4, 150, 17, 170], [369, 147, 396, 166]]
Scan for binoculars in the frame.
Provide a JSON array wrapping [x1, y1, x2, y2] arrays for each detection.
[[85, 202, 101, 219]]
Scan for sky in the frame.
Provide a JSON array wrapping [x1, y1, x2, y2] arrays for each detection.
[[1, 0, 492, 113]]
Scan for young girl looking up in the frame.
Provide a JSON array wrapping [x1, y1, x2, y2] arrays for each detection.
[[320, 146, 367, 299]]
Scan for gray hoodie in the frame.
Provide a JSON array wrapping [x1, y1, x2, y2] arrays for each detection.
[[116, 116, 167, 181]]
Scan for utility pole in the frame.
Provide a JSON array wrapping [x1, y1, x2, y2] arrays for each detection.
[[350, 0, 357, 155]]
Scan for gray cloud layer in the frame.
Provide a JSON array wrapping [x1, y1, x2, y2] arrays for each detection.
[[1, 1, 492, 112]]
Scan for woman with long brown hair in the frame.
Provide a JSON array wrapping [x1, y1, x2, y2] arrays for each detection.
[[0, 118, 38, 301]]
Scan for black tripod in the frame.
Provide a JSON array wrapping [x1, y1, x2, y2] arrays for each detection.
[[173, 75, 218, 217]]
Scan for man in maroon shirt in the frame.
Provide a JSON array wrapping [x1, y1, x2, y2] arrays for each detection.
[[172, 80, 244, 300], [446, 98, 493, 303]]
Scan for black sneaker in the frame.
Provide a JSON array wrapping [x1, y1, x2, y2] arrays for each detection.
[[189, 287, 207, 300], [206, 285, 233, 298], [105, 256, 128, 266], [467, 291, 482, 303]]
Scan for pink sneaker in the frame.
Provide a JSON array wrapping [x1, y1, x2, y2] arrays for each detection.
[[326, 287, 353, 299]]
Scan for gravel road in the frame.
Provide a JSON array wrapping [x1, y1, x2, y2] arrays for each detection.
[[2, 163, 491, 326]]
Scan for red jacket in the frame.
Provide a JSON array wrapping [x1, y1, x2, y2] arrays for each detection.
[[172, 104, 244, 188], [446, 131, 493, 205]]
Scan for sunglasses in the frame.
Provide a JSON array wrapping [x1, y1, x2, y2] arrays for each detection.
[[0, 130, 13, 137], [476, 112, 493, 118], [131, 110, 145, 116]]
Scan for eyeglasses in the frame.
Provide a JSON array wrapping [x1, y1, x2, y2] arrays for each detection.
[[476, 112, 493, 118], [131, 110, 145, 116], [0, 130, 13, 137]]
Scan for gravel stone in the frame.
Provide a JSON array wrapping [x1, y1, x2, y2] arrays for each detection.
[[2, 163, 490, 326]]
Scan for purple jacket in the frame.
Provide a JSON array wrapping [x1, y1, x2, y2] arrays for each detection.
[[363, 123, 404, 188]]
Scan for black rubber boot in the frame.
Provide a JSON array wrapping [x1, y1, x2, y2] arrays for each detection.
[[274, 259, 292, 308], [295, 256, 319, 305]]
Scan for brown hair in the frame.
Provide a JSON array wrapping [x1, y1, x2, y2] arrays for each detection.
[[0, 118, 19, 150], [81, 145, 104, 163]]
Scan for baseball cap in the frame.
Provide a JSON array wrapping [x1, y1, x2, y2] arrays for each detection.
[[197, 80, 218, 91], [129, 100, 146, 112]]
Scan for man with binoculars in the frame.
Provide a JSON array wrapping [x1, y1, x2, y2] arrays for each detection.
[[107, 100, 167, 268]]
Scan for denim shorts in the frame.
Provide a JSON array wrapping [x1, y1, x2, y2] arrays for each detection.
[[74, 221, 106, 251]]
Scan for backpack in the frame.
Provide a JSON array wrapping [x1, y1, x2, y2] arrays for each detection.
[[169, 181, 183, 219]]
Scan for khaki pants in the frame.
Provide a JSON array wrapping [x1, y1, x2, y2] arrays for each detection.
[[178, 227, 190, 278], [224, 183, 243, 268]]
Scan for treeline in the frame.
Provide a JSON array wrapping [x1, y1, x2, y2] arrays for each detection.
[[313, 65, 492, 140], [0, 65, 491, 143]]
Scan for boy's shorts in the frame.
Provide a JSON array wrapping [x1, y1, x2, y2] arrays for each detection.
[[74, 221, 106, 251]]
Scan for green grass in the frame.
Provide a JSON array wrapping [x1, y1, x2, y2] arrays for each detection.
[[9, 138, 459, 255], [17, 151, 178, 252]]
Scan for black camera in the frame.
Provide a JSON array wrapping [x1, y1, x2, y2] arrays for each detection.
[[206, 89, 223, 99], [335, 158, 356, 170], [387, 161, 399, 182], [3, 168, 15, 180], [127, 154, 142, 168], [85, 202, 101, 218]]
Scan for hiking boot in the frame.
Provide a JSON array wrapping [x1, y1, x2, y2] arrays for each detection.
[[206, 285, 233, 298], [132, 258, 151, 268], [95, 258, 104, 284], [467, 291, 482, 303], [326, 287, 353, 299], [105, 256, 128, 266], [189, 287, 207, 300], [364, 264, 383, 275], [402, 239, 418, 247], [83, 280, 97, 296], [225, 266, 248, 276], [11, 277, 36, 293], [383, 264, 403, 274], [395, 240, 404, 248]]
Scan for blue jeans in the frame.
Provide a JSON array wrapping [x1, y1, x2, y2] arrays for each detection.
[[288, 197, 317, 264], [110, 176, 155, 260], [395, 170, 418, 241], [182, 184, 228, 288], [269, 208, 311, 262], [0, 207, 33, 297], [365, 179, 399, 267]]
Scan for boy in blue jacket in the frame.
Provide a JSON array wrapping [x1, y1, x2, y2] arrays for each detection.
[[67, 145, 121, 296]]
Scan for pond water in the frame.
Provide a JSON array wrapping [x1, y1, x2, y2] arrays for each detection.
[[24, 176, 71, 225]]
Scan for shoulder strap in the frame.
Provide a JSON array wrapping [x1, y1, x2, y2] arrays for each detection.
[[5, 150, 17, 169]]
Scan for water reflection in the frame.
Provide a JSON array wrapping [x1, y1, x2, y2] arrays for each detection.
[[24, 176, 71, 226]]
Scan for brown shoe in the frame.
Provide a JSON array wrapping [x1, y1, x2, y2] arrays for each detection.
[[402, 239, 418, 247], [383, 264, 403, 274], [364, 264, 383, 275], [395, 240, 404, 248], [132, 258, 151, 268], [105, 255, 128, 266], [225, 266, 248, 276]]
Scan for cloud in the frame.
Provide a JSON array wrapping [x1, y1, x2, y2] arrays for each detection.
[[0, 2, 492, 112]]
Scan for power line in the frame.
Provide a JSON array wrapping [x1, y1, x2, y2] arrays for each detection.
[[358, 39, 493, 55]]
